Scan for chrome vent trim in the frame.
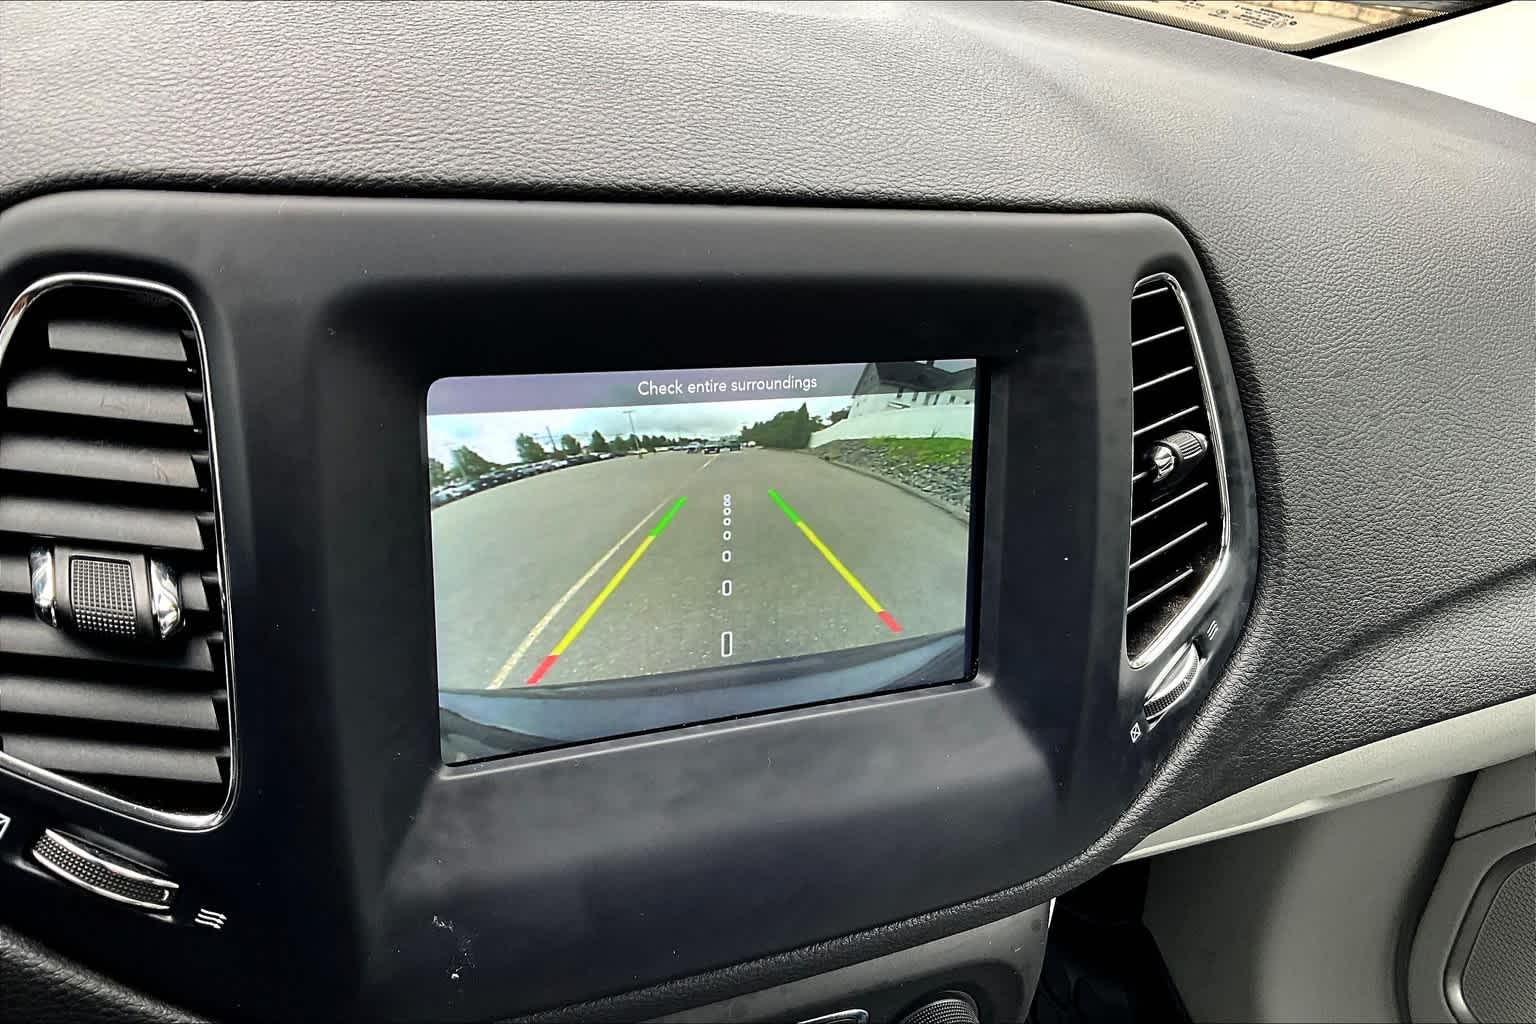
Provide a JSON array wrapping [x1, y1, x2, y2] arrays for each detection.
[[1125, 273, 1231, 668], [0, 274, 236, 832]]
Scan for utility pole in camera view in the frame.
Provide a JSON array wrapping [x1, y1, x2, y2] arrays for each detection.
[[625, 410, 641, 458]]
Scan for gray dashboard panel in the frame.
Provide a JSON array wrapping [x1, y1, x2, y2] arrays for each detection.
[[1, 0, 1534, 1017]]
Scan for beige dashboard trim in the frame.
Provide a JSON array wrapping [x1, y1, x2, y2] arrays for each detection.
[[1123, 694, 1536, 861]]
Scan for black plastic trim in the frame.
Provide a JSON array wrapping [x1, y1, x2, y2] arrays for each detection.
[[649, 903, 1048, 1024], [0, 194, 1254, 1022]]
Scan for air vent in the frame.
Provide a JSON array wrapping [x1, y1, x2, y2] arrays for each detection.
[[1126, 275, 1224, 662], [0, 276, 232, 826]]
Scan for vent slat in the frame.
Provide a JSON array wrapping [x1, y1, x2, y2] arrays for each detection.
[[0, 734, 222, 784], [1126, 277, 1224, 660], [0, 280, 231, 820], [1130, 480, 1210, 527], [1129, 521, 1210, 572], [0, 615, 216, 674], [1127, 566, 1196, 614], [0, 495, 206, 552], [0, 676, 218, 731], [1131, 365, 1196, 393], [0, 554, 27, 596], [1133, 405, 1202, 439], [7, 368, 195, 428], [48, 318, 188, 364], [1131, 325, 1186, 348], [0, 435, 202, 489], [180, 574, 212, 615]]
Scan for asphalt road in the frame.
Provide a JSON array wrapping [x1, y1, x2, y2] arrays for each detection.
[[430, 449, 970, 690]]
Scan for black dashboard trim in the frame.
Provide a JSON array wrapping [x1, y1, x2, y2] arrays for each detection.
[[0, 194, 1252, 1021]]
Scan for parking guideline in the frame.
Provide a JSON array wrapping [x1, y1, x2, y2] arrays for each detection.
[[767, 489, 902, 634], [525, 496, 689, 685]]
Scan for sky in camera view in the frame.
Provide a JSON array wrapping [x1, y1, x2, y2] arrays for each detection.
[[429, 395, 853, 465]]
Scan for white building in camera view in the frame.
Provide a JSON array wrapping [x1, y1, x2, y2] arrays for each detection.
[[809, 361, 976, 447]]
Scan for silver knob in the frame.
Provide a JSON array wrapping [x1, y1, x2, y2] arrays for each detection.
[[1146, 430, 1209, 485], [1143, 642, 1204, 726], [32, 829, 179, 912]]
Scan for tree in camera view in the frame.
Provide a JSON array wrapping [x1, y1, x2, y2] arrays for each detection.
[[515, 433, 548, 464], [589, 430, 611, 453], [451, 446, 499, 481], [741, 402, 815, 449], [559, 434, 582, 456]]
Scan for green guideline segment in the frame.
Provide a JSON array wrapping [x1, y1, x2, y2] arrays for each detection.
[[650, 496, 688, 536]]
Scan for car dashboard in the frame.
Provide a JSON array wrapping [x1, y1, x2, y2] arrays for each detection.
[[0, 3, 1531, 1023]]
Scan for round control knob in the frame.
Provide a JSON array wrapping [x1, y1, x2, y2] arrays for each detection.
[[896, 992, 981, 1024], [1146, 429, 1209, 486]]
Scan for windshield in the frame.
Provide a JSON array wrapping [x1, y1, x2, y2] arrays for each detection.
[[1071, 1, 1487, 53]]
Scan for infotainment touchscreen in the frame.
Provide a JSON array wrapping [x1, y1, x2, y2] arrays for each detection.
[[427, 360, 981, 762]]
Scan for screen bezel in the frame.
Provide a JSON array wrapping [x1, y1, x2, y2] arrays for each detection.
[[422, 359, 990, 763]]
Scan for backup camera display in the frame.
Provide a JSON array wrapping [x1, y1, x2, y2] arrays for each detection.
[[427, 360, 979, 762]]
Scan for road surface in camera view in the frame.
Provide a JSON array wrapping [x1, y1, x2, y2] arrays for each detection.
[[430, 448, 970, 689]]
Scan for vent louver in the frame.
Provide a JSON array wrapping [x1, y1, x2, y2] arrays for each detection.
[[1126, 276, 1224, 661], [0, 277, 231, 825]]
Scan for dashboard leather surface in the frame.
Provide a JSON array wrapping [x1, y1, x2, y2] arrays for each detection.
[[0, 924, 202, 1024], [1, 0, 1534, 1017]]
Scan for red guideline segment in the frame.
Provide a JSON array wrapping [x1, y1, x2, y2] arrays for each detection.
[[525, 654, 560, 686]]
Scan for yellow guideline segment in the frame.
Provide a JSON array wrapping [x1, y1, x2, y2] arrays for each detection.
[[795, 520, 883, 616], [551, 533, 654, 657], [769, 488, 901, 633], [526, 496, 686, 685]]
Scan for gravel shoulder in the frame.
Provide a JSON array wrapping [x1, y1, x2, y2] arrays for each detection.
[[807, 438, 975, 519]]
